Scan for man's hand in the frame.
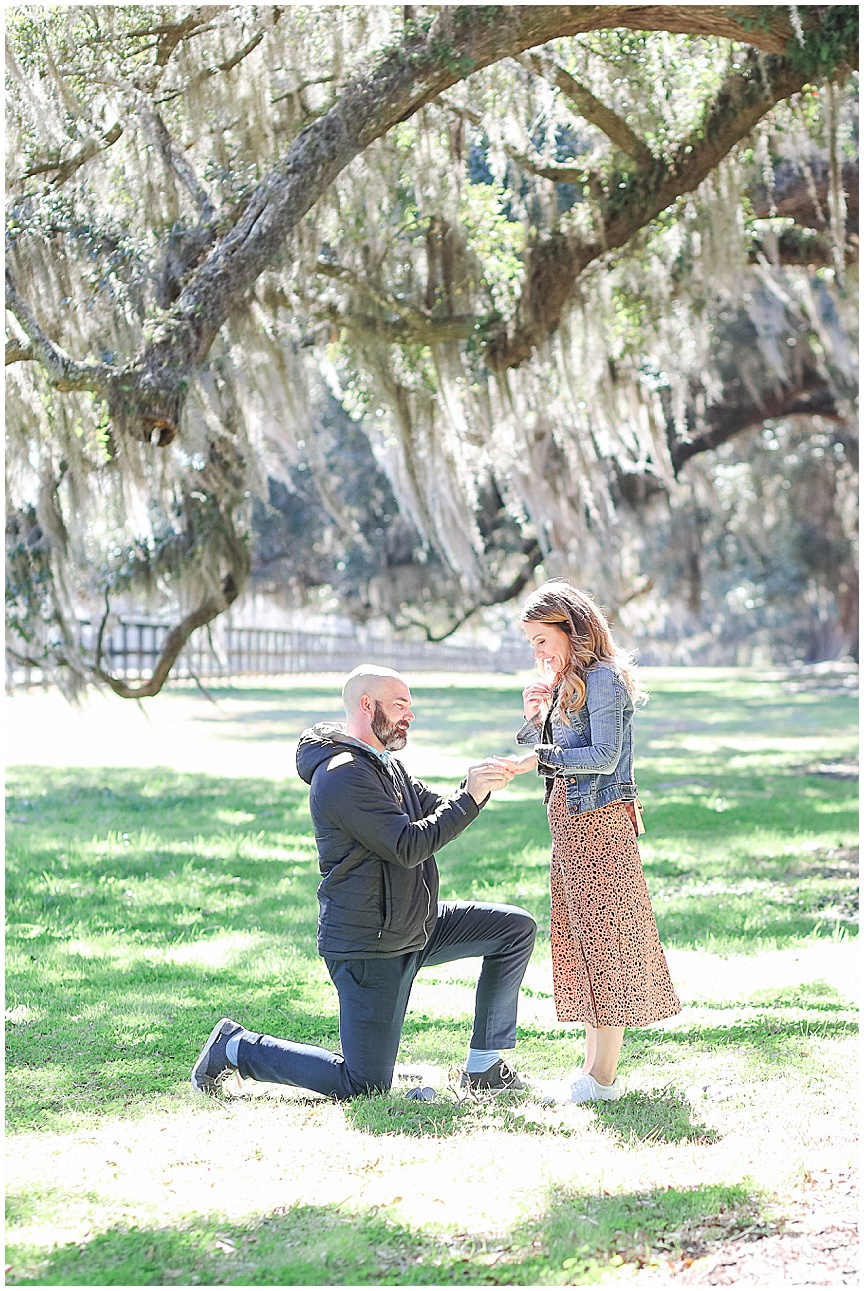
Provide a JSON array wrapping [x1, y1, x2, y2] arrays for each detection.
[[497, 753, 538, 775], [466, 758, 516, 804], [522, 680, 553, 721]]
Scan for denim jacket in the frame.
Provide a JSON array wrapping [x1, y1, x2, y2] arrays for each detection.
[[516, 663, 637, 815]]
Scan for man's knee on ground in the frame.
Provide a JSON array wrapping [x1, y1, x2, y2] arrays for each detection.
[[344, 1075, 392, 1100]]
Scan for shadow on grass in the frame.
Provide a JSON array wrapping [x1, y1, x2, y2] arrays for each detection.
[[6, 1182, 766, 1286], [345, 1086, 720, 1146], [344, 1088, 558, 1139], [594, 1089, 720, 1145], [643, 1016, 858, 1045], [6, 955, 856, 1133]]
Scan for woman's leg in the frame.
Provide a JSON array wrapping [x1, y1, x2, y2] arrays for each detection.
[[583, 1024, 597, 1073], [587, 1025, 624, 1086]]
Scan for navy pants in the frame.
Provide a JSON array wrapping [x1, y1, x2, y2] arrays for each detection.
[[233, 900, 536, 1100]]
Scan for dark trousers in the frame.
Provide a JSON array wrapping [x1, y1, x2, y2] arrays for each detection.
[[233, 900, 536, 1100]]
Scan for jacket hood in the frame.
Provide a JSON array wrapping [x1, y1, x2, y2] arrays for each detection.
[[295, 722, 380, 784]]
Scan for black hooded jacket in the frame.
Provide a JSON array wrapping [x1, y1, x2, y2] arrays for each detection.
[[296, 723, 483, 957]]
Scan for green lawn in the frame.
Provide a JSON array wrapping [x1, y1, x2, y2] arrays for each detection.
[[4, 667, 858, 1285]]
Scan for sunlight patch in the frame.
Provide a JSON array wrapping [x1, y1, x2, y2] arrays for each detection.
[[666, 943, 859, 1004], [5, 1004, 40, 1025], [164, 933, 258, 969], [59, 932, 262, 971]]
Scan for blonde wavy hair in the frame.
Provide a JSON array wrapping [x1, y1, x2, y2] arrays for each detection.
[[520, 580, 648, 721]]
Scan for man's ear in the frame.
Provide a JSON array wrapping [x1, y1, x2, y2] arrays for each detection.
[[359, 693, 375, 718]]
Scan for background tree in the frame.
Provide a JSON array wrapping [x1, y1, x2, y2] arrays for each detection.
[[5, 5, 858, 694]]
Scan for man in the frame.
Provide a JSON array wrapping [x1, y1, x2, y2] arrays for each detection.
[[191, 665, 537, 1100]]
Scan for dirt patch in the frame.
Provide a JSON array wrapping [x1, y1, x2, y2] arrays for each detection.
[[634, 1168, 859, 1286], [786, 846, 859, 880], [685, 1168, 857, 1285]]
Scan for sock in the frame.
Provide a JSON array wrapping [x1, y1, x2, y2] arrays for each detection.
[[225, 1035, 241, 1067], [465, 1047, 500, 1073]]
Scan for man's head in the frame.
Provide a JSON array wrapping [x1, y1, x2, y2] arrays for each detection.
[[342, 665, 414, 752]]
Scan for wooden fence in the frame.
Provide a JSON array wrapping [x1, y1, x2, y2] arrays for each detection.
[[8, 618, 533, 686]]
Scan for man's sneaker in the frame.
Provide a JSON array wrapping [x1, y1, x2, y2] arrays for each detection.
[[190, 1017, 243, 1095], [540, 1072, 621, 1105], [461, 1059, 525, 1092]]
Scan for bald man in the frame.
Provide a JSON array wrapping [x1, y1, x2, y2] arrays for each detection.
[[192, 665, 536, 1100]]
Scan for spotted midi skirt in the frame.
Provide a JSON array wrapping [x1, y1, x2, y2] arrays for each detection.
[[547, 779, 681, 1027]]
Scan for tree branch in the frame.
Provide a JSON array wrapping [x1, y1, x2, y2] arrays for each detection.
[[6, 268, 181, 444], [670, 374, 846, 473], [314, 258, 476, 342], [21, 122, 124, 188], [316, 259, 432, 324], [399, 539, 543, 641], [5, 268, 109, 394], [750, 226, 858, 267], [6, 339, 37, 365], [518, 53, 654, 166], [325, 306, 475, 345], [486, 47, 834, 371], [153, 9, 226, 67], [135, 98, 214, 220], [751, 158, 858, 234], [442, 96, 597, 186], [93, 573, 240, 698], [156, 30, 268, 103]]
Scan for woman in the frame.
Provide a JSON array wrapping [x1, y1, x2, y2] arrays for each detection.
[[504, 580, 680, 1104]]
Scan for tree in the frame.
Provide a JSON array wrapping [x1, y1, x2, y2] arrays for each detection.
[[5, 5, 858, 692]]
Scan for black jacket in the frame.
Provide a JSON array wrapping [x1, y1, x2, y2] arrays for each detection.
[[296, 723, 482, 957]]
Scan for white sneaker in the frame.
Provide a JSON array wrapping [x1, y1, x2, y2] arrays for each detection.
[[540, 1072, 621, 1105], [569, 1073, 621, 1103]]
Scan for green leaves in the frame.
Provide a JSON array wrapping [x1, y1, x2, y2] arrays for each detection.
[[783, 6, 859, 79]]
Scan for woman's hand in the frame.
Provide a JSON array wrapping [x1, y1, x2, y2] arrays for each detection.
[[465, 757, 516, 803], [522, 681, 553, 722], [497, 753, 538, 774]]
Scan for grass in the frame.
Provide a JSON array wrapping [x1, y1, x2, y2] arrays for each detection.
[[4, 666, 858, 1285]]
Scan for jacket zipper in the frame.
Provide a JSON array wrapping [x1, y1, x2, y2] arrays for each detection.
[[421, 870, 432, 928]]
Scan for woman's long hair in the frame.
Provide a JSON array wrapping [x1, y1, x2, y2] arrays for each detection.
[[520, 580, 648, 721]]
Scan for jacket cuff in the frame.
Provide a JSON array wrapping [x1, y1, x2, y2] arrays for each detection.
[[533, 743, 558, 775], [516, 717, 542, 745], [453, 784, 483, 816]]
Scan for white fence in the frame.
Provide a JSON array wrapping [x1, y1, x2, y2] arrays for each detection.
[[8, 618, 533, 686]]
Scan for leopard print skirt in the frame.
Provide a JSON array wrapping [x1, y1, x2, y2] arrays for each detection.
[[547, 779, 681, 1027]]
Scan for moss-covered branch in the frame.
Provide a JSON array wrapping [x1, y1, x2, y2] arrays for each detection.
[[519, 52, 654, 166], [485, 43, 855, 371]]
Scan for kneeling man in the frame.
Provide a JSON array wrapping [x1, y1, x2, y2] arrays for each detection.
[[192, 665, 536, 1099]]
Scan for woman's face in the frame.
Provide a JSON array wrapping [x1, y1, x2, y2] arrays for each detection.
[[523, 619, 571, 675]]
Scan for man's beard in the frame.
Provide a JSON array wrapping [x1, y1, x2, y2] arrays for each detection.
[[371, 701, 409, 751]]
